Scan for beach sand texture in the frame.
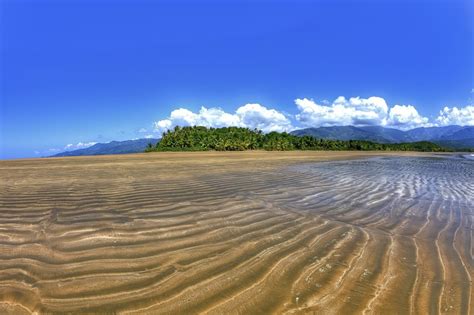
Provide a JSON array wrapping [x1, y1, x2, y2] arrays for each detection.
[[0, 151, 472, 314]]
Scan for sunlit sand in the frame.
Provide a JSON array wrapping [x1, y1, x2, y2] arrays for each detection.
[[0, 151, 471, 314]]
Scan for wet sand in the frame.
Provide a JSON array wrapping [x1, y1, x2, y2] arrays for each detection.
[[0, 151, 472, 314]]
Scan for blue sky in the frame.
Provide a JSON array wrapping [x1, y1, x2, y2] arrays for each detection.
[[1, 0, 473, 159]]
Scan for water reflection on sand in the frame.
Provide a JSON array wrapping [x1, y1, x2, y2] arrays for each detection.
[[0, 153, 471, 314]]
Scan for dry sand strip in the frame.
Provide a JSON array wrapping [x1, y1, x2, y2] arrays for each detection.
[[0, 151, 471, 314]]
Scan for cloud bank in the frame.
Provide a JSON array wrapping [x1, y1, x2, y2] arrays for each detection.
[[436, 105, 474, 126], [387, 105, 431, 129], [154, 104, 293, 134], [152, 97, 473, 134], [295, 96, 390, 127], [294, 97, 436, 130]]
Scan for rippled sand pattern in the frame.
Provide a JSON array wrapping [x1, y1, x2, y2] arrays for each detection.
[[0, 152, 472, 314]]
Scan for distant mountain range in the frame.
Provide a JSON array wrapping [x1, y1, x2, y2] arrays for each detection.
[[290, 125, 474, 149], [52, 138, 159, 157], [51, 125, 473, 157]]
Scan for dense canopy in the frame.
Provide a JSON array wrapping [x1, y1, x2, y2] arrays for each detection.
[[146, 126, 448, 152]]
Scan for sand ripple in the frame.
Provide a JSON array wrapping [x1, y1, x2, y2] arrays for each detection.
[[0, 152, 472, 314]]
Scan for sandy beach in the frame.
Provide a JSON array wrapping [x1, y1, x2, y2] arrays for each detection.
[[0, 151, 471, 314]]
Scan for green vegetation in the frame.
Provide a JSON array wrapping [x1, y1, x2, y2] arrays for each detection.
[[146, 126, 449, 152]]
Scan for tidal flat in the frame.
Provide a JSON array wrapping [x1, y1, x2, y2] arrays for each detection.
[[0, 151, 472, 314]]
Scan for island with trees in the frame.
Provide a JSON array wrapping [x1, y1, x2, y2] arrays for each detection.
[[145, 126, 449, 152]]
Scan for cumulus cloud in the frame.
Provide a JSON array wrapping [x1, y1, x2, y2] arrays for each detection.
[[436, 105, 474, 126], [294, 96, 438, 130], [236, 104, 292, 132], [64, 142, 97, 150], [150, 97, 473, 134], [154, 104, 292, 134], [387, 105, 431, 130], [295, 96, 389, 127], [144, 135, 154, 139]]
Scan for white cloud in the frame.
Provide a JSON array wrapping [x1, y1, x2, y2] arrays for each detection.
[[387, 105, 431, 130], [150, 97, 473, 134], [139, 128, 147, 133], [436, 105, 474, 126], [64, 142, 97, 150], [295, 96, 389, 127], [144, 134, 154, 139], [236, 104, 292, 132], [155, 119, 173, 131], [154, 104, 292, 134]]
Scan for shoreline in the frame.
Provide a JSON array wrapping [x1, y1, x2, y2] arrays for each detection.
[[0, 150, 471, 313], [0, 150, 452, 164]]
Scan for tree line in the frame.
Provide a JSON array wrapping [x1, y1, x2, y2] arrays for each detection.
[[146, 126, 449, 152]]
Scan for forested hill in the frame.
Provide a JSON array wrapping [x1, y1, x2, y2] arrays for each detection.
[[290, 125, 474, 149], [146, 126, 448, 152], [53, 138, 160, 157]]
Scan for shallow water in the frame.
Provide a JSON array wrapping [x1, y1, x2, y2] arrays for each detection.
[[0, 154, 472, 314], [289, 157, 473, 206], [271, 157, 473, 314], [463, 154, 474, 160]]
